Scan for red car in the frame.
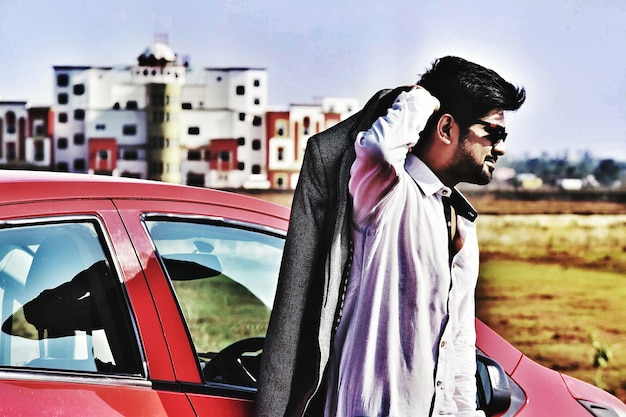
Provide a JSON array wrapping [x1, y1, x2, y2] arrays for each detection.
[[0, 171, 623, 417]]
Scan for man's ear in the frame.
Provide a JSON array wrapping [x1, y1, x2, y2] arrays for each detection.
[[437, 114, 454, 144]]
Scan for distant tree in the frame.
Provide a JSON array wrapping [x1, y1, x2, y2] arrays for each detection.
[[593, 159, 621, 186], [578, 151, 596, 178], [504, 153, 625, 188]]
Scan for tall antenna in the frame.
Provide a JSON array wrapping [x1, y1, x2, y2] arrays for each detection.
[[152, 15, 172, 44]]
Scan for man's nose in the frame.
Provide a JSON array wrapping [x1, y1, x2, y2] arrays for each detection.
[[493, 140, 506, 156]]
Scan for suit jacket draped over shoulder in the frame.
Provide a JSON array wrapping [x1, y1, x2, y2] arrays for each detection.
[[254, 87, 412, 417]]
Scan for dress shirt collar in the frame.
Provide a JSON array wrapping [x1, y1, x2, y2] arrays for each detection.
[[404, 153, 478, 222]]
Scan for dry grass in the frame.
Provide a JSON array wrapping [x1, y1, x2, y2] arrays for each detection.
[[476, 214, 626, 401]]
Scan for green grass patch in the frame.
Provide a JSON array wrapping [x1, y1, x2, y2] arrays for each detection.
[[173, 275, 271, 354]]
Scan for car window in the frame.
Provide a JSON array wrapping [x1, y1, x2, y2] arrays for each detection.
[[0, 220, 143, 376], [145, 218, 284, 387]]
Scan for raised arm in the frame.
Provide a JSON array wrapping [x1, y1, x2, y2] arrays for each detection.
[[348, 87, 439, 224]]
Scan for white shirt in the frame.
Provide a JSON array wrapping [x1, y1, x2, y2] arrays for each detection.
[[324, 89, 484, 417]]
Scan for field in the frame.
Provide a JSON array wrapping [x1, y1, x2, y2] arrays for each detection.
[[243, 190, 626, 401], [475, 213, 626, 401]]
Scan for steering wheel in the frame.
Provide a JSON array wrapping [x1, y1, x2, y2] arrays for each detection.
[[203, 337, 265, 387]]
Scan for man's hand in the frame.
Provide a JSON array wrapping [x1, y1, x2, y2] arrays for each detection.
[[398, 86, 440, 136]]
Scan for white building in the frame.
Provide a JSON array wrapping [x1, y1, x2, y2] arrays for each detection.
[[3, 37, 358, 190], [52, 39, 270, 188]]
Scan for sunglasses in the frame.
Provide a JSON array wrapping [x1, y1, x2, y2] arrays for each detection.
[[459, 119, 508, 146]]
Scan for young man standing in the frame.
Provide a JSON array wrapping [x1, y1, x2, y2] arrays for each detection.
[[255, 56, 526, 417]]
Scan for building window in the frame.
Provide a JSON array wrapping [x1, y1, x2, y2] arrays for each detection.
[[56, 162, 69, 171], [254, 79, 260, 87], [303, 116, 311, 135], [239, 113, 245, 121], [252, 164, 261, 175], [74, 158, 86, 171], [58, 113, 68, 123], [238, 162, 245, 171], [5, 111, 16, 133], [182, 102, 192, 110], [252, 116, 262, 127], [252, 139, 262, 151], [277, 127, 285, 136], [236, 85, 245, 95], [34, 123, 46, 136], [74, 109, 85, 120], [186, 172, 205, 187], [57, 137, 68, 149], [57, 73, 69, 87], [254, 98, 260, 105], [277, 147, 284, 161], [121, 171, 141, 179], [95, 124, 106, 131], [149, 161, 164, 175], [6, 143, 16, 161], [187, 150, 202, 161], [237, 137, 245, 146], [34, 141, 45, 161], [73, 133, 85, 145], [149, 136, 165, 149], [126, 101, 138, 110], [123, 124, 137, 136], [188, 127, 200, 135], [124, 150, 138, 160], [73, 84, 85, 95], [58, 93, 69, 105], [219, 151, 230, 162]]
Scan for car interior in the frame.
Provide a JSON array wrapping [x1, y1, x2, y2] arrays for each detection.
[[146, 218, 284, 389], [0, 221, 143, 376]]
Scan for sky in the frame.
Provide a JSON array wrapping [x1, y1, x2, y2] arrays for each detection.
[[1, 0, 625, 161]]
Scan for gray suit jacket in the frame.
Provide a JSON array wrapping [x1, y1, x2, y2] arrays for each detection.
[[254, 87, 411, 417]]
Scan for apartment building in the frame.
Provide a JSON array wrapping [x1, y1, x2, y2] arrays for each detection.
[[2, 39, 357, 190]]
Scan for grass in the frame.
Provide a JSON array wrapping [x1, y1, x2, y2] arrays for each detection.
[[173, 275, 270, 354], [476, 214, 626, 401]]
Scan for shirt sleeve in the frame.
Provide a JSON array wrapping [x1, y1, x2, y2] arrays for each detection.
[[348, 88, 437, 225]]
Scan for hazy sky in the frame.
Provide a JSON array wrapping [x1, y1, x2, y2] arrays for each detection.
[[1, 0, 625, 160]]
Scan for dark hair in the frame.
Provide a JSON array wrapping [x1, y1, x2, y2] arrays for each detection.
[[417, 56, 526, 135]]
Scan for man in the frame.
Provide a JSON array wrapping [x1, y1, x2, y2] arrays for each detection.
[[255, 56, 526, 417]]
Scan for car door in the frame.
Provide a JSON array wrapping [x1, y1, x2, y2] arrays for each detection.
[[0, 199, 197, 417], [114, 197, 288, 417]]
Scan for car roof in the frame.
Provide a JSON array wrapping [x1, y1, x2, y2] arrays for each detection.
[[0, 170, 290, 222]]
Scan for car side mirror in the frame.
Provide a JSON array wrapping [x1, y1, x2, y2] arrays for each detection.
[[476, 353, 512, 416]]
